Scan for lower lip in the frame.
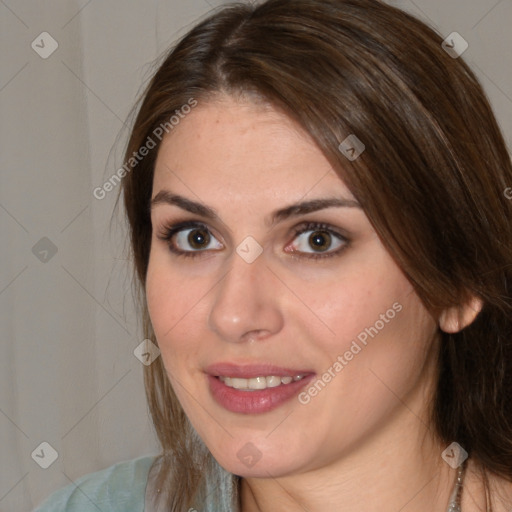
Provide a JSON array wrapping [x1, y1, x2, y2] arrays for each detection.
[[207, 374, 314, 414]]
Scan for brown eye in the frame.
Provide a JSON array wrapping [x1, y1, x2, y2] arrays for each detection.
[[308, 231, 331, 252], [288, 224, 347, 258], [188, 228, 210, 249], [169, 225, 223, 253]]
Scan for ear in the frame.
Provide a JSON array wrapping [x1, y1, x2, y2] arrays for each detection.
[[439, 296, 483, 333]]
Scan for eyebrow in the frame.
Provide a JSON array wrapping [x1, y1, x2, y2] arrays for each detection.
[[150, 190, 361, 225]]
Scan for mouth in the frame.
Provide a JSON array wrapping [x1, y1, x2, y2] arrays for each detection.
[[205, 363, 315, 414]]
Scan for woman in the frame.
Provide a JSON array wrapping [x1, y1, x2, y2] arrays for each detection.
[[34, 0, 512, 510]]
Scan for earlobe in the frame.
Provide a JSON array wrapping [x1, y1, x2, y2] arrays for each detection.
[[439, 296, 483, 333]]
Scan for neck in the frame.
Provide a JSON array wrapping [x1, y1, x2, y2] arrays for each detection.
[[240, 409, 459, 512]]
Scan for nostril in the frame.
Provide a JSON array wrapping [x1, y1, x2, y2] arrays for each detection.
[[242, 330, 269, 344]]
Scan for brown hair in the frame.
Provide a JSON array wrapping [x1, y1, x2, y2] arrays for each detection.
[[120, 0, 512, 510]]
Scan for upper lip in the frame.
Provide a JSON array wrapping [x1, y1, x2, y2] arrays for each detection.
[[205, 362, 315, 379]]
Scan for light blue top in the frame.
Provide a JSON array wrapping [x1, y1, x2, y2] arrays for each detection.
[[33, 455, 157, 512]]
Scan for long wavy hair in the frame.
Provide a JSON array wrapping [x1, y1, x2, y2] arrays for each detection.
[[120, 0, 512, 510]]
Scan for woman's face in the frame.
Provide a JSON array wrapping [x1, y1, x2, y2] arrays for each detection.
[[146, 96, 439, 477]]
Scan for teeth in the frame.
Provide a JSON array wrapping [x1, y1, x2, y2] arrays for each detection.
[[266, 376, 281, 388], [219, 375, 306, 391]]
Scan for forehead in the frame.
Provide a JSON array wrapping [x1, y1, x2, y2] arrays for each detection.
[[152, 96, 355, 206]]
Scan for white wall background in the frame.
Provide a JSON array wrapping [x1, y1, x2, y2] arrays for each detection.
[[0, 0, 510, 510]]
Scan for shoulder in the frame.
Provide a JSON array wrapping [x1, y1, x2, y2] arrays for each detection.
[[33, 455, 157, 512]]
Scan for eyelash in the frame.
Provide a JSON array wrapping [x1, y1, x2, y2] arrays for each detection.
[[156, 221, 349, 260]]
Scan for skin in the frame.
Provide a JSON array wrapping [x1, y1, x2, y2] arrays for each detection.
[[146, 95, 493, 511]]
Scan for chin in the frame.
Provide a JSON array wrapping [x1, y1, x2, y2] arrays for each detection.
[[206, 435, 312, 479]]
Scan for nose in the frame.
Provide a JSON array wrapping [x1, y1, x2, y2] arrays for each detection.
[[208, 251, 284, 344]]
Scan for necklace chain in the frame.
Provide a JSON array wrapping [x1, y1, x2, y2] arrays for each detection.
[[446, 458, 468, 512]]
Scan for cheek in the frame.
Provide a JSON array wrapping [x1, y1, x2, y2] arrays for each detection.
[[293, 256, 416, 360], [293, 258, 437, 410], [145, 252, 203, 361], [296, 286, 437, 459], [323, 290, 435, 414]]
